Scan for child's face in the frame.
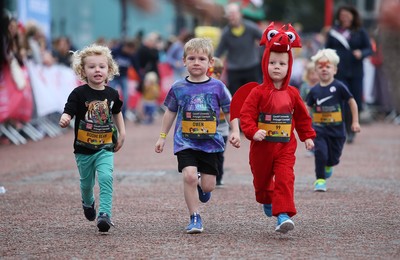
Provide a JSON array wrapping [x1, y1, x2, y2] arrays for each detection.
[[315, 57, 337, 84], [183, 50, 213, 80], [267, 52, 289, 84], [308, 69, 319, 86], [82, 55, 109, 87]]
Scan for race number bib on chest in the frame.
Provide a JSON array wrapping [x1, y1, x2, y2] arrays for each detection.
[[313, 105, 342, 125], [76, 120, 115, 150], [258, 113, 292, 143], [182, 110, 217, 139]]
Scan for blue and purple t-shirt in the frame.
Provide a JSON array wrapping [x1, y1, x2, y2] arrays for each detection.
[[164, 77, 231, 154]]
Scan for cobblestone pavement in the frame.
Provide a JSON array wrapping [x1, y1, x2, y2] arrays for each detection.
[[1, 117, 399, 259]]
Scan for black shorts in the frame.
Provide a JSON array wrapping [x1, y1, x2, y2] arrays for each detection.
[[176, 149, 219, 176]]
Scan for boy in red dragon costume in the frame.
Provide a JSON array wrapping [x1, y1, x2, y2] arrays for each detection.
[[230, 22, 316, 233]]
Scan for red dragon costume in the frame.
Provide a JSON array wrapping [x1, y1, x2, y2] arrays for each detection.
[[231, 22, 316, 217]]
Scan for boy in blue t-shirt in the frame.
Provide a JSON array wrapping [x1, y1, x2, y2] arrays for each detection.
[[155, 38, 241, 234], [306, 48, 361, 192]]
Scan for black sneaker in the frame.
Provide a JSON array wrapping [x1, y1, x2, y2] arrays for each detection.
[[82, 201, 96, 221], [97, 212, 114, 232]]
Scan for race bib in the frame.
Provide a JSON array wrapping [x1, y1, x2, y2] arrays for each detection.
[[313, 105, 342, 125], [182, 110, 216, 139], [258, 113, 292, 143], [76, 120, 116, 150]]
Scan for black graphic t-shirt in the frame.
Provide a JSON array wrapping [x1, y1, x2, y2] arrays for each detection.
[[63, 84, 123, 154]]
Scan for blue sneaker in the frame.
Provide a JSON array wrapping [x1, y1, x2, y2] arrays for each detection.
[[325, 166, 333, 179], [263, 204, 272, 217], [186, 213, 203, 234], [275, 213, 294, 233], [82, 201, 96, 221], [197, 185, 211, 203], [314, 179, 327, 192]]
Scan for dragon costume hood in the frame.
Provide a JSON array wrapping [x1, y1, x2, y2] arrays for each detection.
[[230, 22, 302, 120], [260, 22, 302, 89]]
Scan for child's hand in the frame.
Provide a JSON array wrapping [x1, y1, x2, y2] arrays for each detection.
[[253, 129, 266, 141], [351, 122, 361, 133], [155, 138, 166, 153], [59, 113, 71, 128], [352, 49, 362, 60], [304, 138, 314, 151], [229, 132, 241, 148], [114, 136, 125, 152]]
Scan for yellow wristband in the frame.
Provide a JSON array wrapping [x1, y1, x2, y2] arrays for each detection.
[[160, 132, 167, 139]]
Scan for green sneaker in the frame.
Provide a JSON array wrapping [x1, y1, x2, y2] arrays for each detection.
[[325, 166, 333, 179], [314, 179, 327, 192]]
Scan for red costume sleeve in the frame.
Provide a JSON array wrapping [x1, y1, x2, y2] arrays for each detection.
[[240, 87, 262, 141]]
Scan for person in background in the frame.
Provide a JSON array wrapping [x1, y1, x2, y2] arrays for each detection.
[[208, 57, 239, 187], [325, 5, 372, 144], [379, 0, 400, 124], [300, 62, 319, 102], [109, 39, 139, 118], [155, 38, 240, 234], [165, 30, 193, 82], [136, 32, 161, 123], [141, 71, 160, 124], [4, 16, 26, 66], [299, 61, 320, 158], [306, 48, 360, 192], [137, 32, 161, 81], [23, 21, 55, 66], [52, 36, 75, 67], [215, 2, 263, 96], [59, 44, 126, 233]]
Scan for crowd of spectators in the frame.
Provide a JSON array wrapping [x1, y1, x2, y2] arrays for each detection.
[[1, 2, 399, 145]]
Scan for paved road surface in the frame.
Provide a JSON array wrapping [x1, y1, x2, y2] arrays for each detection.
[[1, 117, 399, 259]]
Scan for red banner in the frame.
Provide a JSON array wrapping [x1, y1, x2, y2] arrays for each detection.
[[0, 65, 33, 123]]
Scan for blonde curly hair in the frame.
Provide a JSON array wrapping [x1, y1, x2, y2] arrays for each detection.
[[71, 44, 119, 83]]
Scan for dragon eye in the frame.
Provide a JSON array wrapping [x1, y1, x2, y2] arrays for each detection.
[[267, 30, 279, 41], [285, 32, 296, 43]]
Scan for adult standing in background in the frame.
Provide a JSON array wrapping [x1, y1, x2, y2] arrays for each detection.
[[137, 32, 160, 82], [215, 2, 263, 95], [165, 31, 193, 82], [135, 32, 161, 123], [378, 0, 400, 124], [325, 5, 372, 144], [109, 39, 139, 118]]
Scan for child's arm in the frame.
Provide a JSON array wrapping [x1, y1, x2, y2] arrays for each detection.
[[112, 112, 126, 152], [348, 98, 361, 133], [155, 108, 177, 153], [225, 114, 241, 148], [59, 113, 72, 128]]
